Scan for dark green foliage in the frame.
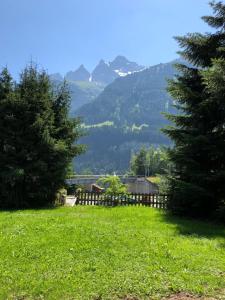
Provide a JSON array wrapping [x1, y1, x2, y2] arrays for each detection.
[[0, 65, 83, 209], [65, 184, 77, 195], [130, 146, 170, 176], [97, 175, 128, 196], [130, 147, 147, 176], [163, 1, 225, 220]]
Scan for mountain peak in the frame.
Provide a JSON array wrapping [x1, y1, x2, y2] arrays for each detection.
[[110, 56, 144, 74], [91, 56, 146, 84], [111, 55, 129, 64], [98, 59, 108, 66], [92, 59, 117, 85], [78, 64, 86, 69], [65, 65, 90, 82]]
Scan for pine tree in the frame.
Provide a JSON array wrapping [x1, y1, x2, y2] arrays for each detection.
[[0, 68, 23, 207], [163, 1, 225, 219], [0, 65, 83, 208], [130, 147, 147, 176]]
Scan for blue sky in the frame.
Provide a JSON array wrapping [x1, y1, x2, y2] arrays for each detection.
[[0, 0, 213, 77]]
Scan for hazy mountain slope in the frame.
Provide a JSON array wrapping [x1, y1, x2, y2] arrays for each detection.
[[68, 81, 104, 113], [51, 79, 104, 112], [50, 56, 145, 112], [91, 59, 118, 84]]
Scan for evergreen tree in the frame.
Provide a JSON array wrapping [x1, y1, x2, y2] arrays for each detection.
[[0, 65, 83, 208], [0, 68, 23, 207], [163, 1, 225, 219], [130, 147, 147, 176]]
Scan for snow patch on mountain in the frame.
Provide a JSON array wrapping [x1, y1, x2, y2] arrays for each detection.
[[114, 67, 146, 78]]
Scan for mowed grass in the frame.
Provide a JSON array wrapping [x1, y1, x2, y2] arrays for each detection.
[[0, 206, 224, 300]]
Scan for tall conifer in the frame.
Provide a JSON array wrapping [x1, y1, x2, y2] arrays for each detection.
[[163, 1, 225, 219], [0, 65, 83, 208]]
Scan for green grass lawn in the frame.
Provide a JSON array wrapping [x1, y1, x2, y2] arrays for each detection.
[[0, 206, 224, 300]]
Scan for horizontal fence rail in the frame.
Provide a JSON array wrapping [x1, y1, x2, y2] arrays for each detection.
[[74, 192, 168, 209]]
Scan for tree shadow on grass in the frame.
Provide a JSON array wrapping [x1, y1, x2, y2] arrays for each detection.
[[0, 204, 61, 213], [159, 211, 225, 241]]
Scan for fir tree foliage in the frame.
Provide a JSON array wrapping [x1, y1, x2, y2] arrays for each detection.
[[0, 65, 83, 208], [163, 1, 225, 219], [130, 147, 148, 176]]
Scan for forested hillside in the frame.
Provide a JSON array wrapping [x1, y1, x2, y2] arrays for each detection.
[[68, 81, 104, 113], [74, 60, 179, 173]]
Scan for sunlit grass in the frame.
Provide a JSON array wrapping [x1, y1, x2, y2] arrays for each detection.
[[0, 206, 224, 299]]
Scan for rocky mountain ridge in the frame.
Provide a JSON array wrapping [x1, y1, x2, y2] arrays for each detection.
[[51, 55, 145, 86]]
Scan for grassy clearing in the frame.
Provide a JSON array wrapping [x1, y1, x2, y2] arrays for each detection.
[[81, 121, 114, 129], [0, 206, 224, 300]]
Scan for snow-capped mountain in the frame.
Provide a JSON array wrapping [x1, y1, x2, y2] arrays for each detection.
[[52, 56, 145, 85], [49, 56, 146, 111], [91, 56, 145, 84], [109, 55, 145, 76]]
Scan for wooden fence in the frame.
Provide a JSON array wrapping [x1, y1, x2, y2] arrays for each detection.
[[74, 192, 168, 209]]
